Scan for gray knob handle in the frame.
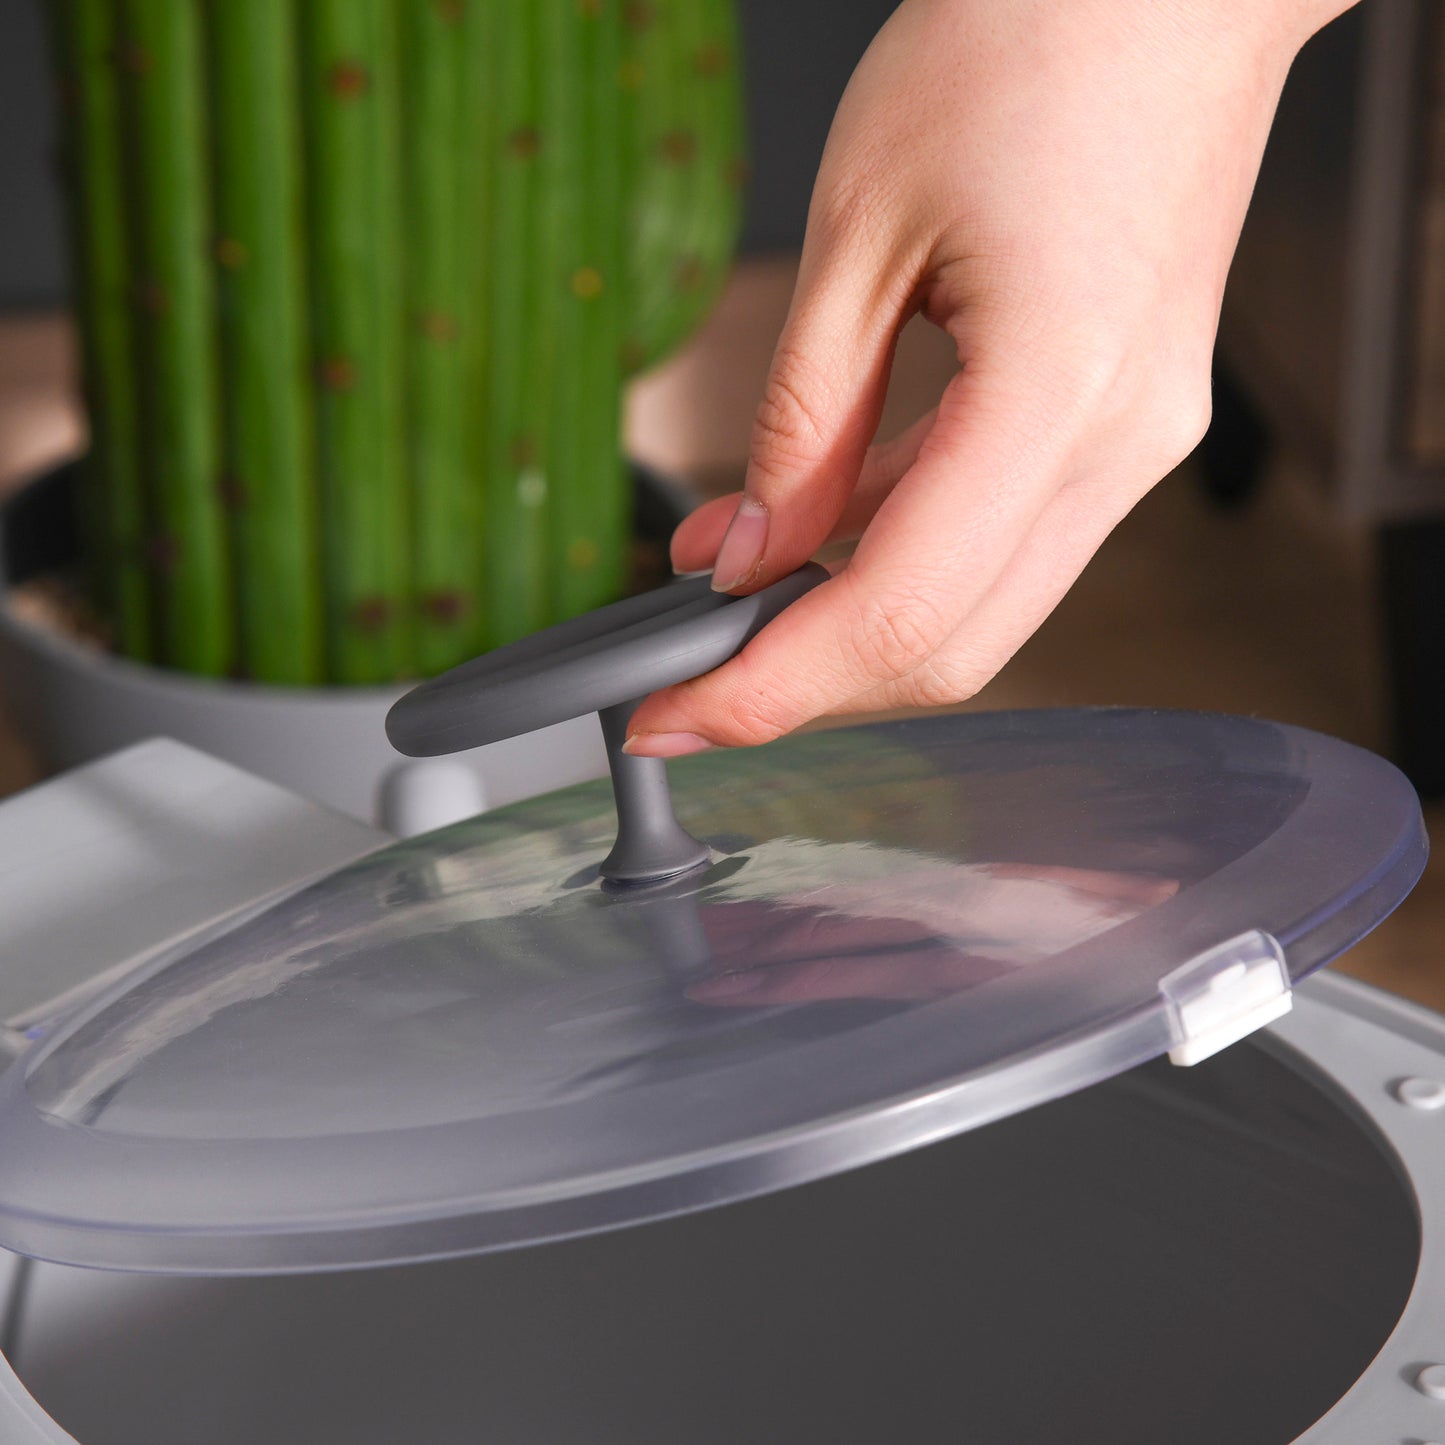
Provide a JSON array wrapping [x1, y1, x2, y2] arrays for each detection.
[[386, 564, 827, 883]]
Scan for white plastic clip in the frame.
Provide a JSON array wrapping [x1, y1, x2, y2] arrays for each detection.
[[1160, 929, 1292, 1067]]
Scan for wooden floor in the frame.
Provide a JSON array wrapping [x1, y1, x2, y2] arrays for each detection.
[[4, 261, 1442, 1011]]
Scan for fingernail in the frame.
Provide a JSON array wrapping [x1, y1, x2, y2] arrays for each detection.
[[622, 731, 715, 758], [710, 496, 769, 592]]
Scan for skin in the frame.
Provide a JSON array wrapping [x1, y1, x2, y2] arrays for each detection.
[[623, 0, 1358, 759]]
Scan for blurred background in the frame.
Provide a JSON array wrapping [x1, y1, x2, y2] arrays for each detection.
[[1, 0, 1442, 1005]]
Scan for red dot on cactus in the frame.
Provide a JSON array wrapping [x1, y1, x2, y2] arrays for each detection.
[[215, 237, 248, 270], [571, 267, 604, 300], [219, 474, 249, 510], [567, 538, 601, 571], [510, 434, 539, 468], [135, 281, 169, 317], [433, 0, 465, 24], [327, 62, 370, 99], [507, 127, 542, 160], [146, 536, 180, 573], [674, 256, 706, 293], [623, 1, 656, 30], [115, 43, 152, 76], [424, 591, 471, 623], [659, 130, 698, 165], [725, 157, 751, 190], [349, 598, 393, 635], [318, 357, 358, 391], [695, 42, 729, 77], [419, 312, 459, 342]]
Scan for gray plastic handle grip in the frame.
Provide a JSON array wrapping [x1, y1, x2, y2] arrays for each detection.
[[386, 564, 828, 883]]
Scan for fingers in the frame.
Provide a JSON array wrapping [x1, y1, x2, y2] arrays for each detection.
[[626, 367, 1070, 752], [836, 467, 1152, 718], [707, 214, 920, 594], [668, 408, 938, 575], [669, 494, 746, 575], [835, 408, 938, 542]]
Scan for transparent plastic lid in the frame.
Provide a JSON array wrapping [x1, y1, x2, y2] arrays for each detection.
[[0, 709, 1425, 1274]]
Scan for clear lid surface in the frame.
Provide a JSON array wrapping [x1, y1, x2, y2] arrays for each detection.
[[0, 709, 1425, 1274]]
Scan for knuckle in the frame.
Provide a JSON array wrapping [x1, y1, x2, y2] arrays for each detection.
[[1132, 373, 1214, 477], [809, 160, 888, 255], [907, 657, 981, 709], [718, 691, 793, 748], [849, 586, 948, 682], [1166, 383, 1214, 464], [749, 350, 834, 481]]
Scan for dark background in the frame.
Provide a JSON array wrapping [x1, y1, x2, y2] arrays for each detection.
[[0, 0, 900, 307]]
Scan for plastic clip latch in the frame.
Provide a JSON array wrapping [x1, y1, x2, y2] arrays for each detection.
[[1160, 930, 1291, 1067]]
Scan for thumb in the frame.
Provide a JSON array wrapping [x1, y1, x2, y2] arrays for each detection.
[[711, 236, 909, 594]]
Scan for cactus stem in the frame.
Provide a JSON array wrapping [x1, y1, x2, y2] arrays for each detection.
[[209, 0, 325, 684], [121, 0, 233, 674], [56, 0, 743, 681]]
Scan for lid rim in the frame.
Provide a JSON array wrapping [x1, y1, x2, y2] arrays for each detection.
[[0, 708, 1424, 1275]]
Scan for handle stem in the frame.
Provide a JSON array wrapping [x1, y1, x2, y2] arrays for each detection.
[[597, 699, 711, 885]]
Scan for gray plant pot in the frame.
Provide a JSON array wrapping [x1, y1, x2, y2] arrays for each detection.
[[0, 464, 696, 834]]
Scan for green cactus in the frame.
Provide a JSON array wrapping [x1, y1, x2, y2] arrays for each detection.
[[404, 0, 492, 674], [552, 0, 628, 622], [482, 0, 550, 644], [301, 0, 412, 683], [51, 0, 745, 685], [620, 0, 745, 375], [120, 0, 233, 675], [209, 0, 323, 684], [48, 0, 150, 659]]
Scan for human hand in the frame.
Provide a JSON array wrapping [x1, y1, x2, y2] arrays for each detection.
[[624, 0, 1349, 759]]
